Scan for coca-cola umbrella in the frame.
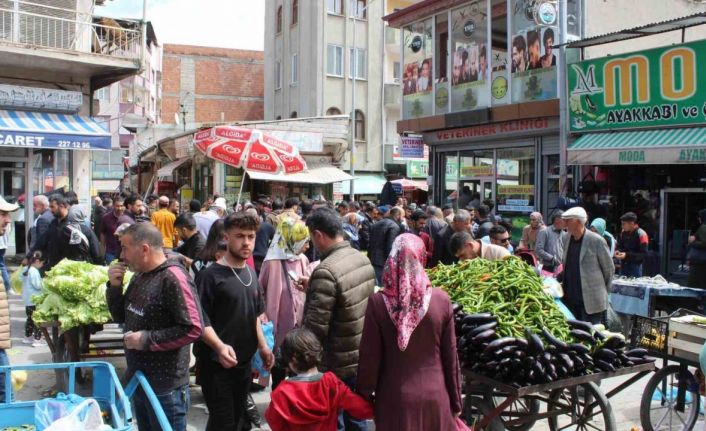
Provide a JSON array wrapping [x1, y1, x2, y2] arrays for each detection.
[[193, 125, 307, 204]]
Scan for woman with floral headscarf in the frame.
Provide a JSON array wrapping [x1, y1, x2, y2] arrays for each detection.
[[357, 234, 462, 430], [259, 218, 315, 389], [519, 211, 546, 251]]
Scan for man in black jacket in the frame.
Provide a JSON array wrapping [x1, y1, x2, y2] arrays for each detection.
[[368, 207, 402, 284], [429, 209, 473, 267], [42, 195, 102, 271], [358, 202, 377, 252]]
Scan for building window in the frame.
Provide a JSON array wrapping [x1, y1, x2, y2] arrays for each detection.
[[94, 87, 109, 101], [349, 48, 366, 79], [393, 61, 401, 81], [275, 60, 282, 90], [291, 0, 298, 25], [349, 0, 366, 19], [92, 149, 127, 180], [291, 111, 298, 118], [276, 115, 282, 120], [326, 44, 344, 76], [327, 0, 343, 15], [326, 107, 342, 115], [354, 110, 365, 140], [276, 5, 283, 33], [291, 53, 298, 84]]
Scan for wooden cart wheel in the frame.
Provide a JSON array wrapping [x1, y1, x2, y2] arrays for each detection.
[[483, 391, 539, 431], [547, 382, 617, 431], [462, 396, 506, 431], [640, 365, 700, 431]]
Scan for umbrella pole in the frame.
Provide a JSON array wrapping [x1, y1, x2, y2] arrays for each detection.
[[236, 170, 248, 209]]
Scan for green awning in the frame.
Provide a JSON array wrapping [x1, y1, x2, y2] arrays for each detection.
[[569, 127, 706, 165]]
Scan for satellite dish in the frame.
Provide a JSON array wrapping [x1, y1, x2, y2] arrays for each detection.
[[174, 112, 181, 125]]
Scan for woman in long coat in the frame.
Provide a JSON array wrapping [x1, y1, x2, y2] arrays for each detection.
[[357, 234, 462, 430]]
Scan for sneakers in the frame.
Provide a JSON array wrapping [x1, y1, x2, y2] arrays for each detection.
[[22, 337, 34, 345], [31, 339, 46, 348]]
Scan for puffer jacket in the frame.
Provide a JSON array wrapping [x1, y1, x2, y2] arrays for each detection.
[[303, 241, 375, 379], [0, 279, 9, 350]]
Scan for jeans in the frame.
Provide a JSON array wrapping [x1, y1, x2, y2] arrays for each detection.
[[133, 384, 190, 431], [0, 249, 10, 293], [200, 361, 252, 431], [0, 349, 8, 403], [565, 302, 606, 326], [337, 375, 368, 431], [621, 262, 643, 278]]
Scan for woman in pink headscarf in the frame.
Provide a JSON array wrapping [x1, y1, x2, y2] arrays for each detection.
[[519, 211, 546, 251], [357, 234, 462, 430]]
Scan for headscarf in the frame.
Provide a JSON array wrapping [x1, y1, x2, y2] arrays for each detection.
[[264, 218, 310, 262], [590, 217, 616, 245], [530, 211, 544, 228], [381, 233, 433, 351]]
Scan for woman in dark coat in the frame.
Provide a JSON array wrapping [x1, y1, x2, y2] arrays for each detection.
[[357, 234, 462, 430], [688, 209, 706, 289]]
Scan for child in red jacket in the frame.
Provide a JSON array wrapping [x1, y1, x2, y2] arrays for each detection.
[[265, 328, 373, 431]]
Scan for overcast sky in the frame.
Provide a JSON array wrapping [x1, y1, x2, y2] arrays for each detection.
[[97, 0, 265, 51]]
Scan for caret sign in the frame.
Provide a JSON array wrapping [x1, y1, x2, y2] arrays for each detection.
[[568, 39, 706, 132]]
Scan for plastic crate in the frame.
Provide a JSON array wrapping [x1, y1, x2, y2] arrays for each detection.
[[630, 314, 669, 356]]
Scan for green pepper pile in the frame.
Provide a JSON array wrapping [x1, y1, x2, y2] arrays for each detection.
[[428, 256, 570, 341]]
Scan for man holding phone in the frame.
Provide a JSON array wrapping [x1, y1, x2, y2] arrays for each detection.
[[106, 223, 203, 431]]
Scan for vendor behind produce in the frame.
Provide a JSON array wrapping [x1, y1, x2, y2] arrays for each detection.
[[560, 207, 614, 325], [449, 230, 510, 262]]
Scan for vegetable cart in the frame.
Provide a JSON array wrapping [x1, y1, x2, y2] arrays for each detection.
[[0, 361, 172, 431], [462, 362, 655, 431], [634, 309, 706, 431]]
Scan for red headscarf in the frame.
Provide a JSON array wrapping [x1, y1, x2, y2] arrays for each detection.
[[381, 233, 433, 351]]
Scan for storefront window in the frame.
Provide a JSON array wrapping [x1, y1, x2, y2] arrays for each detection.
[[434, 13, 450, 114], [509, 0, 558, 103], [495, 146, 535, 212], [402, 18, 433, 119], [442, 153, 458, 204], [32, 150, 72, 195], [491, 0, 509, 106], [224, 165, 245, 205], [450, 2, 489, 112], [459, 149, 494, 206]]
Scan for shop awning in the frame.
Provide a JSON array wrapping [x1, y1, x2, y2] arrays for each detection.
[[568, 127, 706, 165], [246, 166, 354, 184], [0, 109, 111, 150], [157, 158, 191, 178], [339, 174, 387, 195]]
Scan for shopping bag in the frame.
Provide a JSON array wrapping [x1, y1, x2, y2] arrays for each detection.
[[43, 398, 108, 431], [35, 392, 88, 430], [252, 321, 275, 378], [10, 265, 24, 294]]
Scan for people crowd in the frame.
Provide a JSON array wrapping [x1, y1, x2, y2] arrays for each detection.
[[1, 182, 705, 430]]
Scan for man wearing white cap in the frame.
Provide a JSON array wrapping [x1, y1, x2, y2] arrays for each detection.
[[0, 196, 19, 402], [560, 207, 614, 324], [194, 197, 227, 238]]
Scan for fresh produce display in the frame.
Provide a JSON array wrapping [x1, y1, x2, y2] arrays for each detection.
[[431, 257, 655, 386], [32, 259, 133, 330], [429, 257, 571, 340]]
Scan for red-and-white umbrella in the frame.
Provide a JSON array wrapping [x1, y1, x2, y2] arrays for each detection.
[[392, 178, 428, 192], [193, 125, 307, 204]]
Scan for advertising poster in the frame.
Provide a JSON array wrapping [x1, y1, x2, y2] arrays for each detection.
[[403, 19, 433, 119], [451, 4, 489, 112], [399, 136, 425, 159], [510, 0, 558, 103]]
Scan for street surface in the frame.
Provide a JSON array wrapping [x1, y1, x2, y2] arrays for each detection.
[[5, 288, 705, 430]]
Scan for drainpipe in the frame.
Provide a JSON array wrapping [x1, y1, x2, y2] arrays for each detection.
[[379, 0, 385, 172], [558, 0, 569, 195]]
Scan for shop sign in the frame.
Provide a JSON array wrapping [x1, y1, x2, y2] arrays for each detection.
[[498, 204, 534, 213], [569, 39, 706, 132], [0, 84, 82, 113], [569, 147, 706, 165], [407, 160, 429, 178], [498, 185, 535, 195], [460, 165, 493, 177], [399, 136, 424, 159], [432, 118, 552, 143]]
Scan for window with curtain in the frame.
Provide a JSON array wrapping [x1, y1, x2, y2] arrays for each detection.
[[291, 0, 298, 25], [327, 44, 343, 76], [354, 110, 365, 140], [349, 48, 366, 79], [349, 0, 366, 18], [276, 6, 283, 33], [327, 0, 343, 15], [326, 107, 342, 115]]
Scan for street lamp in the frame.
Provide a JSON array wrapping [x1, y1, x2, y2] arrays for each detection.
[[349, 0, 377, 201]]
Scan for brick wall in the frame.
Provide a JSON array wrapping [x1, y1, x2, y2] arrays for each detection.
[[161, 44, 264, 124]]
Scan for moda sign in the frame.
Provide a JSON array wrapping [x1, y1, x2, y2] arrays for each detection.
[[568, 39, 706, 132]]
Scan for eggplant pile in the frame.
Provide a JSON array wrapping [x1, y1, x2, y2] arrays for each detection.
[[454, 306, 655, 387]]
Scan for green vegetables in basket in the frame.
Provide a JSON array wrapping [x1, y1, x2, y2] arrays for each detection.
[[32, 259, 133, 329]]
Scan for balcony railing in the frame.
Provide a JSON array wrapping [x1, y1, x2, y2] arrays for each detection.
[[0, 7, 142, 61]]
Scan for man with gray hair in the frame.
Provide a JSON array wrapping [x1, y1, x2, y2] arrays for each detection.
[[430, 209, 473, 267], [560, 207, 614, 324], [535, 210, 566, 272], [107, 222, 203, 431], [28, 195, 52, 254]]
